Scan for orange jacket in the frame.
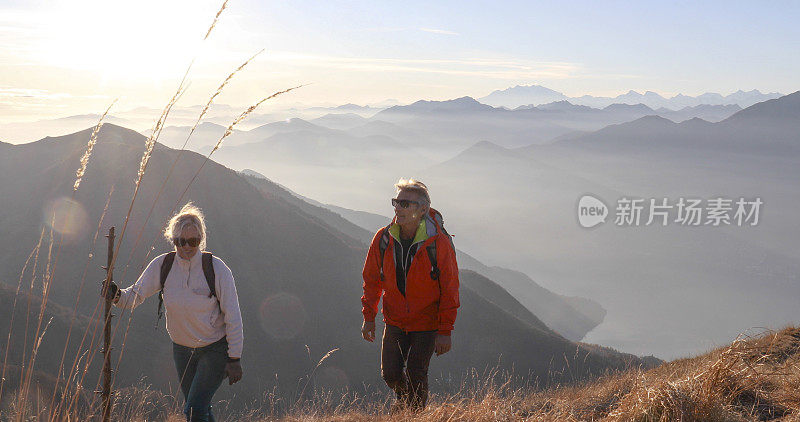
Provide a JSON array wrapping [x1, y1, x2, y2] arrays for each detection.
[[361, 208, 460, 335]]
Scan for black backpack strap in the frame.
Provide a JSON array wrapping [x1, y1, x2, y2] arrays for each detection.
[[378, 225, 391, 281], [201, 251, 216, 298], [157, 251, 217, 324], [157, 251, 176, 322], [425, 240, 440, 281]]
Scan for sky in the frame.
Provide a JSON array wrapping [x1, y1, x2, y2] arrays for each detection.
[[0, 0, 798, 122]]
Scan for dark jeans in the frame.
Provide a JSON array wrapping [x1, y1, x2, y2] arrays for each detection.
[[381, 324, 437, 409], [172, 337, 228, 422]]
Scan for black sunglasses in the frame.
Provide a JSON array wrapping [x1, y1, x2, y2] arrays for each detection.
[[173, 237, 201, 247], [392, 198, 421, 209]]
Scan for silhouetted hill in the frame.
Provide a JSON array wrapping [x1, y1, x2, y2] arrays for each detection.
[[481, 84, 783, 109], [371, 97, 574, 152], [147, 121, 231, 149], [533, 101, 597, 113], [412, 93, 799, 360], [540, 91, 800, 156], [479, 85, 568, 108], [723, 90, 800, 123], [215, 128, 430, 169], [242, 169, 603, 340], [0, 114, 136, 143], [379, 97, 494, 117], [603, 103, 655, 113], [0, 124, 650, 409], [243, 171, 607, 342], [310, 113, 368, 130]]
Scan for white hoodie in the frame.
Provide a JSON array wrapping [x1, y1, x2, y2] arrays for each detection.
[[116, 251, 244, 358]]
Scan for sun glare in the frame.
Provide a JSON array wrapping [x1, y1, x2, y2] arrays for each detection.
[[35, 0, 221, 81]]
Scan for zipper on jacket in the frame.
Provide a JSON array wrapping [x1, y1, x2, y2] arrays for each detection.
[[392, 217, 437, 327], [398, 236, 429, 317], [186, 260, 192, 288], [398, 241, 411, 316]]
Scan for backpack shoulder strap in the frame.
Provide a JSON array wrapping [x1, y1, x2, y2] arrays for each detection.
[[378, 225, 391, 281], [430, 208, 455, 250], [157, 252, 176, 322], [201, 251, 216, 298], [425, 240, 440, 281], [157, 251, 218, 323]]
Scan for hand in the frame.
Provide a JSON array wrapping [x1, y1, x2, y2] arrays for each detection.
[[225, 361, 242, 385], [361, 320, 376, 342], [101, 279, 119, 302], [435, 334, 451, 356]]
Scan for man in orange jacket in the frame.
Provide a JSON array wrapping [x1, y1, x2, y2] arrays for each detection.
[[361, 178, 460, 410]]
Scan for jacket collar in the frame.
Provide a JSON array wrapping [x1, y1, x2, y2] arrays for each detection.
[[388, 209, 440, 244], [175, 249, 201, 268]]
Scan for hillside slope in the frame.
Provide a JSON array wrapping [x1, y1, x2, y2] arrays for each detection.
[[227, 326, 800, 421], [240, 170, 604, 341], [0, 124, 651, 409]]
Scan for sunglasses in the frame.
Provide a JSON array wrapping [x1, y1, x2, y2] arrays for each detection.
[[173, 237, 201, 247], [392, 198, 421, 209]]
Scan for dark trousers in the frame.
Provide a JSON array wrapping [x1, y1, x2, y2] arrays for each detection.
[[172, 337, 228, 422], [381, 324, 437, 409]]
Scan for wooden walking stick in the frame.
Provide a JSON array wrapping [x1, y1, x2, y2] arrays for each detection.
[[100, 226, 115, 421]]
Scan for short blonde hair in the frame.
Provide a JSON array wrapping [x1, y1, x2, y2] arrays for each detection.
[[395, 178, 431, 205], [163, 202, 207, 250]]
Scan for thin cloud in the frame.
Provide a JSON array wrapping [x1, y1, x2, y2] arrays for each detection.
[[0, 88, 72, 99], [419, 28, 459, 36], [261, 52, 582, 80], [358, 26, 406, 33]]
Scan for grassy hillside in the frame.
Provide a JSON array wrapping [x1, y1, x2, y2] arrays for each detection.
[[0, 123, 654, 418], [5, 326, 794, 420]]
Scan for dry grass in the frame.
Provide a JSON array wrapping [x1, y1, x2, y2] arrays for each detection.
[[9, 0, 797, 421], [0, 1, 303, 419], [72, 100, 115, 192], [4, 327, 797, 421], [523, 326, 800, 422]]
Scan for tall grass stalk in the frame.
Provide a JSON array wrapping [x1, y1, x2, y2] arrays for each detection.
[[296, 348, 339, 406], [0, 229, 44, 402], [94, 0, 240, 403], [1, 0, 235, 418], [73, 101, 116, 191], [204, 0, 229, 41], [48, 184, 115, 421], [4, 99, 116, 420], [108, 83, 304, 394], [115, 48, 264, 308], [173, 84, 306, 209], [15, 223, 49, 420]]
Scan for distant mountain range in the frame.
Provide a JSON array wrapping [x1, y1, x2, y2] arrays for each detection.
[[480, 84, 783, 109], [0, 124, 655, 409], [241, 170, 606, 342], [536, 90, 800, 156], [414, 91, 800, 358]]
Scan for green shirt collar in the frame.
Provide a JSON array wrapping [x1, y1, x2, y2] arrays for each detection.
[[388, 219, 429, 244]]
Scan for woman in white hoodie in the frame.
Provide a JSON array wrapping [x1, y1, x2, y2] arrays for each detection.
[[106, 203, 243, 422]]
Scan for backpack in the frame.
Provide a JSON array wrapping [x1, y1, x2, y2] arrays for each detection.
[[157, 251, 216, 321], [377, 209, 453, 283]]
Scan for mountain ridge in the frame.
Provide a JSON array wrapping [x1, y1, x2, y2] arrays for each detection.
[[0, 123, 651, 408], [480, 84, 784, 109]]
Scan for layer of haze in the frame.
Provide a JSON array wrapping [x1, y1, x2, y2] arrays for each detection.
[[1, 0, 799, 122]]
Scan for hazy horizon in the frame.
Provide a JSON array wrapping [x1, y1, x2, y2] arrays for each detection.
[[2, 0, 799, 121], [1, 0, 799, 381]]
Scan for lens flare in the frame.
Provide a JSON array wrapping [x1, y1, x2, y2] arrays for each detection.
[[259, 292, 307, 340], [43, 197, 89, 241]]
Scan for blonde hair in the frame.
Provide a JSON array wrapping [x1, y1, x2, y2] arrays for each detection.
[[164, 202, 207, 250], [395, 178, 431, 205]]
